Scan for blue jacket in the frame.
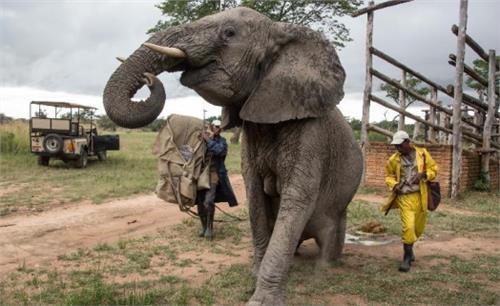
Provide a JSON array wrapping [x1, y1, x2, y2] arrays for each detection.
[[206, 135, 238, 207]]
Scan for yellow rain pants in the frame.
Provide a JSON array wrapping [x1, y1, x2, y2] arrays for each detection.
[[397, 192, 427, 244]]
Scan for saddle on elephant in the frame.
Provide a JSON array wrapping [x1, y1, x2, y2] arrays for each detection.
[[152, 114, 210, 211]]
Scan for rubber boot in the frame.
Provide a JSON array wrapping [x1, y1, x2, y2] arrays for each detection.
[[198, 215, 207, 237], [197, 203, 207, 237], [411, 246, 415, 263], [204, 210, 214, 240], [398, 244, 412, 272]]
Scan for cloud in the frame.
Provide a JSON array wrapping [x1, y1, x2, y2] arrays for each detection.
[[0, 86, 221, 120], [0, 0, 193, 97], [1, 0, 498, 121]]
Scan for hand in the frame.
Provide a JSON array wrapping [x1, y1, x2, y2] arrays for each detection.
[[394, 183, 404, 195], [202, 131, 212, 141]]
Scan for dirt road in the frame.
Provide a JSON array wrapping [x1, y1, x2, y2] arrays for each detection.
[[1, 174, 498, 277], [0, 175, 246, 274]]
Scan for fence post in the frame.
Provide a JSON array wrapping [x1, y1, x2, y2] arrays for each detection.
[[429, 87, 438, 142], [398, 70, 407, 130], [481, 49, 498, 187], [360, 0, 374, 183], [451, 0, 468, 199]]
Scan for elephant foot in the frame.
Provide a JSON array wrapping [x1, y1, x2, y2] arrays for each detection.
[[247, 288, 285, 306]]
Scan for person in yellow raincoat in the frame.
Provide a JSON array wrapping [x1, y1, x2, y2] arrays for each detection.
[[382, 131, 437, 272]]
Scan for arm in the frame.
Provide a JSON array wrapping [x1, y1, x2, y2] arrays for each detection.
[[424, 149, 438, 181], [385, 157, 398, 191], [206, 137, 227, 157]]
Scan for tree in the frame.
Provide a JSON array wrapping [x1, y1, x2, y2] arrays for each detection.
[[146, 118, 167, 132], [379, 75, 430, 133], [0, 113, 13, 124], [149, 0, 362, 48], [97, 115, 118, 132], [379, 76, 430, 108], [465, 56, 500, 97]]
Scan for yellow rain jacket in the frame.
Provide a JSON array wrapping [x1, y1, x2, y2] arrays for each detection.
[[381, 146, 438, 213]]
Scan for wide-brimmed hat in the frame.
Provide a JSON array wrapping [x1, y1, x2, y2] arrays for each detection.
[[391, 130, 410, 145], [212, 119, 221, 127]]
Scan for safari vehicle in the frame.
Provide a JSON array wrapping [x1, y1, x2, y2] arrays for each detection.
[[30, 101, 119, 168]]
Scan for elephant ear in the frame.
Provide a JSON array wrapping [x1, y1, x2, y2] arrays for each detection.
[[221, 105, 243, 129], [239, 23, 345, 124]]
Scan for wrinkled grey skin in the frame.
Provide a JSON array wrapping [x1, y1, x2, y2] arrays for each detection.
[[103, 7, 363, 305]]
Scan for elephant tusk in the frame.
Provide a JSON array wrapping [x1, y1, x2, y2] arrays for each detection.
[[143, 43, 186, 58], [142, 72, 155, 86], [116, 56, 127, 63]]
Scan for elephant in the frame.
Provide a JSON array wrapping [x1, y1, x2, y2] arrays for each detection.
[[103, 7, 363, 305]]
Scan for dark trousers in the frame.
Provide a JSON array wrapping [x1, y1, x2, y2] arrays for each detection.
[[197, 183, 217, 237]]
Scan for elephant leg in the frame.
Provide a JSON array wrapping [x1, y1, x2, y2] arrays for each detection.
[[317, 208, 347, 261], [246, 174, 273, 274], [249, 168, 320, 305]]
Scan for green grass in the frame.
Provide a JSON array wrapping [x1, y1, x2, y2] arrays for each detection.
[[0, 121, 30, 154], [1, 193, 499, 305], [0, 129, 242, 215]]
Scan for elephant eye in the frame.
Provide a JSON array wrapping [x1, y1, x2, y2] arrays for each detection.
[[223, 27, 236, 38]]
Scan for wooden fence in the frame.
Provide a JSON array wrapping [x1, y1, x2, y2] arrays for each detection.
[[352, 0, 499, 197]]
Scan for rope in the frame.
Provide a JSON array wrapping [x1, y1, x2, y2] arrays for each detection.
[[189, 205, 246, 222]]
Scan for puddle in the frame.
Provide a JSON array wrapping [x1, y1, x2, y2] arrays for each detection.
[[345, 232, 397, 246]]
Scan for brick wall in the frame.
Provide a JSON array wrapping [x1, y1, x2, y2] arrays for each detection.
[[365, 142, 498, 197]]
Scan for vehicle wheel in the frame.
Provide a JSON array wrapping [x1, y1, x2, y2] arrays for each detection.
[[37, 156, 49, 166], [42, 134, 63, 154], [97, 150, 107, 161], [75, 150, 88, 168]]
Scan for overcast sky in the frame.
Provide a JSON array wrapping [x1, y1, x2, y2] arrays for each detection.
[[1, 0, 499, 121]]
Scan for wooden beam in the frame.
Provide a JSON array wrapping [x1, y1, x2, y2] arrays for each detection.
[[451, 0, 468, 199], [370, 94, 452, 133], [369, 94, 484, 146], [371, 47, 448, 93], [371, 46, 491, 113], [446, 85, 497, 116], [351, 0, 413, 17], [360, 0, 374, 184], [370, 68, 483, 130], [452, 24, 500, 70], [449, 54, 499, 95], [367, 124, 394, 138]]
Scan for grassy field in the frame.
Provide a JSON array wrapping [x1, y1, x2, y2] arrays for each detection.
[[0, 122, 241, 215], [0, 192, 498, 305]]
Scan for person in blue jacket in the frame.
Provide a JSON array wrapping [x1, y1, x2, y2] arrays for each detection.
[[197, 119, 238, 240]]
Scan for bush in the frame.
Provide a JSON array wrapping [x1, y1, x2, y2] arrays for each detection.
[[473, 171, 490, 191], [0, 121, 30, 155]]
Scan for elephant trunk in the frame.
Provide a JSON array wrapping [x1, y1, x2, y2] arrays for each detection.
[[103, 28, 184, 128]]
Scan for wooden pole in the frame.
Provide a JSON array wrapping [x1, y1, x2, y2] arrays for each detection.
[[413, 122, 420, 141], [429, 87, 438, 142], [360, 1, 374, 183], [351, 0, 413, 17], [370, 94, 485, 146], [438, 102, 447, 143], [398, 70, 407, 130], [449, 54, 499, 96], [371, 68, 483, 130], [451, 0, 468, 199], [368, 124, 394, 138], [451, 24, 499, 70], [371, 46, 492, 114], [481, 50, 498, 187]]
